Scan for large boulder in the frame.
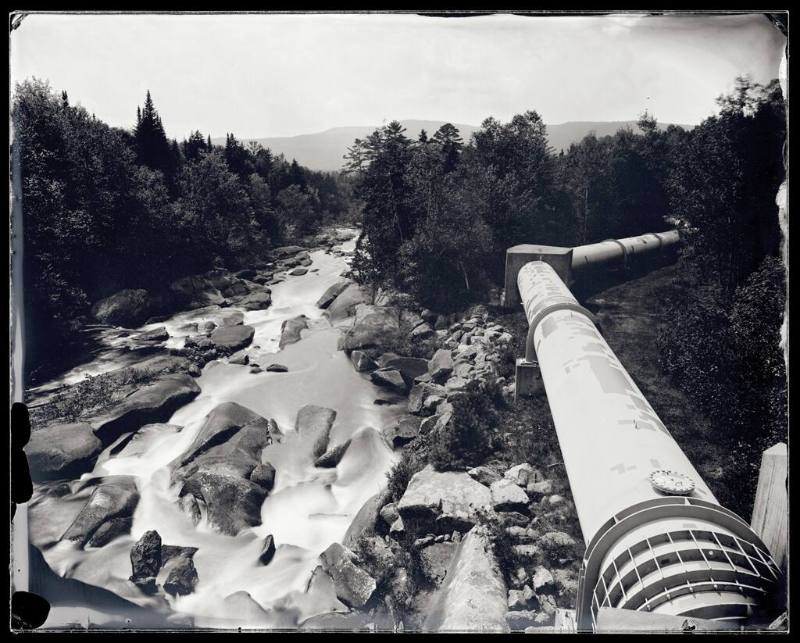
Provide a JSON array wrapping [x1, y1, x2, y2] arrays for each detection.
[[173, 402, 274, 536], [407, 382, 447, 415], [26, 422, 103, 481], [130, 530, 162, 582], [341, 306, 400, 352], [490, 479, 530, 513], [249, 462, 276, 490], [169, 274, 224, 309], [314, 439, 351, 468], [419, 541, 458, 587], [295, 405, 337, 458], [325, 284, 371, 322], [342, 488, 391, 549], [381, 356, 429, 385], [279, 315, 309, 349], [139, 326, 169, 342], [91, 374, 201, 445], [397, 465, 493, 535], [350, 350, 377, 373], [382, 416, 420, 448], [61, 476, 140, 547], [316, 279, 351, 309], [178, 401, 271, 467], [236, 291, 272, 311], [209, 324, 255, 354], [423, 526, 509, 632], [369, 368, 407, 393], [428, 349, 454, 383], [164, 556, 199, 596], [319, 543, 376, 608], [272, 245, 305, 259], [91, 289, 156, 327]]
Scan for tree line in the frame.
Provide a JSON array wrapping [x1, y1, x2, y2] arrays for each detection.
[[13, 79, 355, 377], [346, 76, 786, 517]]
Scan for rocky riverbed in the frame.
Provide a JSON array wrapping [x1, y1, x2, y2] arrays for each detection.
[[24, 226, 583, 631]]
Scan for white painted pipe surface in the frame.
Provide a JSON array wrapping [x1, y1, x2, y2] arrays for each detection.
[[517, 260, 781, 629]]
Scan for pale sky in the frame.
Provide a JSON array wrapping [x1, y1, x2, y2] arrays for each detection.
[[10, 12, 786, 140]]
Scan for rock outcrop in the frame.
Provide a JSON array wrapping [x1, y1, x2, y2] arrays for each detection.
[[319, 542, 376, 608], [91, 289, 156, 327], [61, 476, 140, 547], [316, 279, 351, 309], [423, 526, 509, 632], [26, 422, 103, 481], [279, 315, 309, 348], [397, 465, 493, 535], [91, 374, 201, 444], [172, 402, 274, 536]]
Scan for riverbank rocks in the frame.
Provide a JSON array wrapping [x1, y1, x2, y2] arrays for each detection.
[[408, 382, 447, 415], [381, 356, 429, 385], [169, 274, 224, 309], [539, 531, 581, 564], [325, 284, 371, 322], [272, 245, 305, 259], [173, 402, 274, 536], [504, 463, 539, 488], [370, 368, 407, 393], [90, 374, 200, 445], [350, 350, 377, 372], [340, 305, 400, 352], [229, 351, 249, 365], [382, 416, 420, 448], [410, 323, 435, 340], [428, 349, 454, 383], [266, 363, 289, 373], [26, 422, 103, 481], [289, 267, 309, 276], [295, 405, 337, 458], [316, 279, 351, 309], [419, 541, 457, 587], [209, 324, 255, 354], [467, 465, 502, 487], [490, 479, 530, 513], [279, 315, 309, 348], [423, 526, 509, 632], [236, 291, 272, 311], [91, 288, 156, 327], [342, 488, 392, 549], [319, 543, 376, 608], [61, 476, 140, 547], [397, 465, 493, 535]]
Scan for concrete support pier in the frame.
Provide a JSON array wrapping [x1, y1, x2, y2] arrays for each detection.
[[750, 442, 788, 570]]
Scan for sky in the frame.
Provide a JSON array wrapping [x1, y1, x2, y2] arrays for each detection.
[[10, 12, 786, 140]]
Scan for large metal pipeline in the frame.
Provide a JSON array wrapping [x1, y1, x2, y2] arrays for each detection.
[[571, 230, 680, 272], [515, 259, 781, 631]]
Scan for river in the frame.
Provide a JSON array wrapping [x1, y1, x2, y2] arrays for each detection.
[[26, 229, 406, 629]]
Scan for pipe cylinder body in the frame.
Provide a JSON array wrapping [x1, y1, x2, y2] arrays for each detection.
[[571, 230, 680, 272], [517, 261, 781, 630]]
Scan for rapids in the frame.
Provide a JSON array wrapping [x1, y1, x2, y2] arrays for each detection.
[[26, 230, 406, 629]]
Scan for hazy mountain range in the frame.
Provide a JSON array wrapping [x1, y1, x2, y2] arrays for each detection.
[[214, 119, 692, 172]]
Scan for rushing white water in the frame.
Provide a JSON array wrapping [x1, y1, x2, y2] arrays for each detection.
[[28, 230, 406, 629]]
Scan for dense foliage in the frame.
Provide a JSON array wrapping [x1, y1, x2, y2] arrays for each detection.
[[657, 79, 786, 516], [13, 79, 351, 377]]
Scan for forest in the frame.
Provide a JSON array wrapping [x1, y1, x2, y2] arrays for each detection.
[[13, 76, 786, 515], [13, 80, 357, 376]]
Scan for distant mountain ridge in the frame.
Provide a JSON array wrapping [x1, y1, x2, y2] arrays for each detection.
[[215, 119, 692, 172]]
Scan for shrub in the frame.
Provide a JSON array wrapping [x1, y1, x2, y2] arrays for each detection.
[[428, 380, 497, 471], [29, 367, 158, 426], [386, 450, 425, 503]]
